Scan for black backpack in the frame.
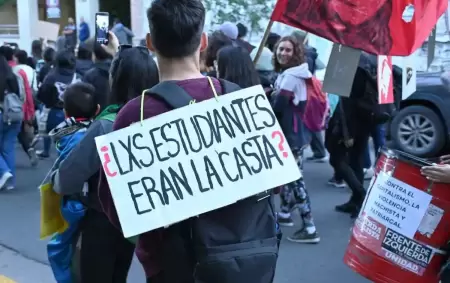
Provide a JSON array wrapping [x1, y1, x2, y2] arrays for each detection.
[[144, 79, 279, 283]]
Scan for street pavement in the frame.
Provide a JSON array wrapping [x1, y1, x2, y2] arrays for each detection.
[[0, 145, 371, 283]]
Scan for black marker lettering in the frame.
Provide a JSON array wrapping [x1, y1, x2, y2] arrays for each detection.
[[218, 151, 239, 182], [255, 94, 276, 127], [233, 147, 253, 179], [191, 159, 210, 193], [246, 135, 268, 169], [244, 95, 264, 131], [160, 170, 180, 205], [110, 142, 129, 175], [141, 177, 164, 209], [129, 180, 151, 214], [231, 98, 252, 132], [262, 135, 283, 168], [118, 136, 143, 172], [161, 123, 180, 158], [182, 119, 202, 153], [149, 127, 169, 162], [132, 133, 154, 167], [168, 162, 193, 198], [222, 106, 245, 135], [242, 141, 263, 174], [204, 156, 223, 189], [213, 109, 233, 141], [171, 119, 189, 155]]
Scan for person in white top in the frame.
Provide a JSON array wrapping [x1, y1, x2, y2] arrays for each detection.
[[13, 49, 38, 167]]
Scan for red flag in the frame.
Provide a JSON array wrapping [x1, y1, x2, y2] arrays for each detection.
[[270, 0, 447, 56], [378, 56, 394, 104]]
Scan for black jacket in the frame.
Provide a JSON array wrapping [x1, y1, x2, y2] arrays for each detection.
[[76, 59, 94, 77], [82, 60, 111, 109], [37, 67, 79, 108]]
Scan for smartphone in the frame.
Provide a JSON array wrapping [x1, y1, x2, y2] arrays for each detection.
[[95, 12, 110, 45]]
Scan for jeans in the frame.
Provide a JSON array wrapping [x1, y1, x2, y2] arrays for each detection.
[[0, 115, 21, 186], [310, 131, 326, 158], [42, 108, 65, 155], [326, 128, 369, 205], [363, 124, 386, 168]]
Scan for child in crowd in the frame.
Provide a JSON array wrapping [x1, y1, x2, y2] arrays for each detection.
[[46, 82, 99, 283]]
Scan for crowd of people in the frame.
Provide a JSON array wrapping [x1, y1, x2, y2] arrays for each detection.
[[0, 0, 419, 282]]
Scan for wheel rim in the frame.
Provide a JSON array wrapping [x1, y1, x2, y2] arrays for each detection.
[[398, 114, 436, 155]]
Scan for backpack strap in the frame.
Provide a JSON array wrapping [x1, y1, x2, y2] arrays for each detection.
[[145, 81, 195, 109], [218, 79, 240, 94]]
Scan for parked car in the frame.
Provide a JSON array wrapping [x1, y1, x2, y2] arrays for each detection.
[[390, 72, 450, 157]]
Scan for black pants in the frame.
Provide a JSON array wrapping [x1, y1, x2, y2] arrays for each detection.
[[17, 122, 34, 154], [325, 130, 369, 205], [79, 210, 135, 283]]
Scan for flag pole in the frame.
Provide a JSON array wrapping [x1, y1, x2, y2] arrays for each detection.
[[253, 20, 274, 65]]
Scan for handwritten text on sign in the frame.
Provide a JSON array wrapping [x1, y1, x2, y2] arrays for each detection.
[[362, 172, 432, 238], [95, 85, 301, 237]]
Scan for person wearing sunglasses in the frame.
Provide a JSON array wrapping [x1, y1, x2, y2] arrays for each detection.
[[53, 31, 159, 282]]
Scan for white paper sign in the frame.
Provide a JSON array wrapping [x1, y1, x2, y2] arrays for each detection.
[[402, 54, 417, 100], [95, 85, 301, 237], [362, 172, 432, 238]]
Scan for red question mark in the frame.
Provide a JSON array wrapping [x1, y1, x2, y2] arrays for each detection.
[[101, 146, 117, 177], [271, 131, 288, 158]]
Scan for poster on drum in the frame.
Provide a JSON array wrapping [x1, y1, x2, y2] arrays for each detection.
[[354, 172, 434, 275]]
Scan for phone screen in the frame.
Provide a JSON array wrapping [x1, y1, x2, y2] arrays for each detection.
[[95, 13, 109, 45]]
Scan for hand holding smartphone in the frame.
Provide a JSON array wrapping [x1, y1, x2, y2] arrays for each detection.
[[95, 12, 110, 45]]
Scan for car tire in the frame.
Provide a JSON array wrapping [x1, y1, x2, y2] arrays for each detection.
[[390, 105, 446, 157]]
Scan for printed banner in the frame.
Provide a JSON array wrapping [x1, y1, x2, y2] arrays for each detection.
[[270, 0, 448, 56], [354, 172, 434, 275], [95, 85, 302, 237], [378, 56, 394, 104]]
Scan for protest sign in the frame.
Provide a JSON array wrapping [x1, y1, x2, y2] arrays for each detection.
[[95, 85, 301, 237], [270, 0, 447, 56], [352, 172, 434, 276], [402, 54, 417, 100]]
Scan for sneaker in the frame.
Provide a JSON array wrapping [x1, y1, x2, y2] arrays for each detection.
[[327, 177, 347, 188], [287, 228, 320, 244], [364, 167, 375, 180], [36, 150, 50, 159], [335, 201, 358, 214], [0, 172, 13, 190], [306, 156, 328, 163], [28, 148, 38, 167], [277, 214, 294, 227]]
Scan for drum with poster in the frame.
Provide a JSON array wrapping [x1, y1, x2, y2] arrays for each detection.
[[344, 148, 450, 283]]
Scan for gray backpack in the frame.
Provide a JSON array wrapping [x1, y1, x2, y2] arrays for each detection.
[[3, 90, 24, 124]]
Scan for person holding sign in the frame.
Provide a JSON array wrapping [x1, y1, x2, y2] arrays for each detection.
[[97, 0, 280, 282], [271, 35, 321, 244], [52, 35, 160, 282]]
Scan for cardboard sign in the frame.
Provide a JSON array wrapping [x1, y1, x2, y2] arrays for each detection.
[[271, 0, 448, 56], [322, 44, 361, 97], [352, 173, 434, 276], [402, 54, 417, 100], [95, 85, 302, 237], [378, 56, 394, 104], [36, 21, 60, 42]]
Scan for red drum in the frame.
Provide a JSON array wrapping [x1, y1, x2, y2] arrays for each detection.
[[344, 148, 450, 283]]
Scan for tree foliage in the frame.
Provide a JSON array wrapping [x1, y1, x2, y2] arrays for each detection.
[[204, 0, 274, 38]]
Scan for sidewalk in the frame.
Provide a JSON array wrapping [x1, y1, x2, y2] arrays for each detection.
[[0, 245, 54, 283]]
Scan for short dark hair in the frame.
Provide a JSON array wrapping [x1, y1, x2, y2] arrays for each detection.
[[63, 82, 97, 119], [77, 43, 92, 60], [14, 49, 28, 65], [55, 49, 76, 69], [236, 23, 248, 38], [266, 32, 281, 53], [43, 47, 56, 63], [147, 0, 205, 58], [0, 46, 14, 61], [205, 31, 232, 67], [93, 43, 112, 61]]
